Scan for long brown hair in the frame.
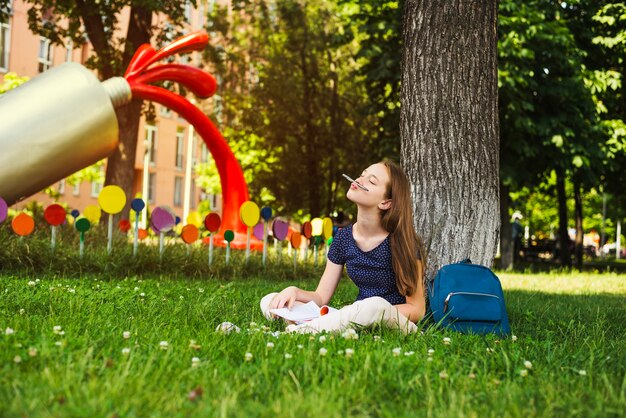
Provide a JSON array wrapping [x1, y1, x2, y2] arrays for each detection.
[[380, 160, 426, 296]]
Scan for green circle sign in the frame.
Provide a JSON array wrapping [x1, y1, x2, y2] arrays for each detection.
[[75, 216, 91, 233], [224, 230, 235, 242]]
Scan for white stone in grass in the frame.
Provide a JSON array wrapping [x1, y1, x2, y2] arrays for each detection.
[[159, 341, 169, 350], [121, 348, 130, 356], [524, 360, 532, 370], [244, 352, 253, 362], [319, 348, 328, 356], [216, 322, 241, 334], [5, 327, 14, 335], [578, 369, 587, 376]]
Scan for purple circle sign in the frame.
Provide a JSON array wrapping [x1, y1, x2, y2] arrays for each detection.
[[272, 219, 289, 241], [0, 197, 7, 224], [253, 222, 265, 240], [151, 206, 176, 233]]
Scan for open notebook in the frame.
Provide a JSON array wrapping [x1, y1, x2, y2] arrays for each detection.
[[270, 301, 337, 324]]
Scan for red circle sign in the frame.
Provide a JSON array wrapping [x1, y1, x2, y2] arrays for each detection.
[[44, 204, 66, 226], [204, 213, 221, 233]]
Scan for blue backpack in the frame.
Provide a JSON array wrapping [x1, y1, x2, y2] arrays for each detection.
[[427, 259, 511, 336]]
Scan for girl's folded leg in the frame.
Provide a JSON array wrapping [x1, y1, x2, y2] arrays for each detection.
[[286, 296, 418, 335]]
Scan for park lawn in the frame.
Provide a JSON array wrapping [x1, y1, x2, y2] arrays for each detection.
[[0, 270, 624, 417]]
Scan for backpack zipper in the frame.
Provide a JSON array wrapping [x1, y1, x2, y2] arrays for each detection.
[[443, 292, 500, 313]]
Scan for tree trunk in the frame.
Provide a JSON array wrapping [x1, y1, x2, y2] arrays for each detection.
[[574, 178, 584, 270], [500, 181, 514, 270], [400, 1, 500, 279], [556, 167, 571, 267]]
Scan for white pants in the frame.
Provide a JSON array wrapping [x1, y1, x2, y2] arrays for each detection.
[[260, 293, 418, 335]]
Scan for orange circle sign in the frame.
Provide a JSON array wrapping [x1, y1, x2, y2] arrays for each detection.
[[290, 231, 302, 249], [12, 213, 35, 236], [181, 224, 199, 244]]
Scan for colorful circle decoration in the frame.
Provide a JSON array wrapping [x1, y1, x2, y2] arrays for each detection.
[[98, 185, 126, 214], [151, 206, 176, 233], [131, 198, 145, 213], [181, 224, 199, 244], [175, 216, 181, 225], [138, 228, 148, 240], [75, 217, 91, 233], [70, 209, 80, 219], [322, 217, 333, 240], [0, 197, 8, 224], [119, 219, 131, 233], [84, 205, 101, 224], [272, 219, 289, 241], [290, 231, 302, 249], [44, 204, 66, 226], [12, 213, 35, 236], [311, 218, 323, 236], [224, 230, 235, 242], [260, 206, 273, 221], [240, 201, 260, 227], [253, 222, 265, 240], [204, 213, 221, 233], [187, 211, 203, 228], [302, 221, 312, 239]]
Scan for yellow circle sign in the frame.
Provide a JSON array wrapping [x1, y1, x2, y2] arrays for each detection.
[[239, 201, 260, 227], [187, 211, 203, 228], [322, 217, 333, 240], [84, 205, 102, 224], [311, 217, 323, 236], [98, 185, 127, 214]]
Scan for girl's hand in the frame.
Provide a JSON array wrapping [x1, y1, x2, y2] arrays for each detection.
[[269, 286, 299, 310]]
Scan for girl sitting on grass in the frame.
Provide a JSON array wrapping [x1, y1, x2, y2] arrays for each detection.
[[260, 160, 426, 334]]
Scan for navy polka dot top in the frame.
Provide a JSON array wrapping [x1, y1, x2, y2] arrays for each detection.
[[327, 224, 406, 305]]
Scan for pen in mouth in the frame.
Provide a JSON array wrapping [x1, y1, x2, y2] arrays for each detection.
[[342, 173, 369, 191]]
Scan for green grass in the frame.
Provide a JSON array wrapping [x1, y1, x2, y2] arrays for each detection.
[[1, 269, 625, 417]]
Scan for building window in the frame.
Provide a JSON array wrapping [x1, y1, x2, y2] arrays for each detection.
[[175, 128, 185, 169], [91, 179, 103, 198], [73, 182, 80, 196], [65, 39, 73, 62], [201, 142, 209, 163], [174, 177, 183, 207], [38, 37, 53, 73], [160, 105, 172, 117], [148, 172, 156, 203], [190, 185, 196, 209], [0, 12, 10, 71], [145, 125, 157, 165], [58, 179, 65, 194]]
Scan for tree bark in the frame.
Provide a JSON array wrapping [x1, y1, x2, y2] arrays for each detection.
[[400, 1, 500, 279], [556, 167, 571, 267], [499, 181, 514, 270], [574, 178, 584, 270]]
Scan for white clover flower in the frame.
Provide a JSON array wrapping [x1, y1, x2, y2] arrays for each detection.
[[189, 340, 201, 350], [216, 322, 241, 334], [297, 344, 304, 350], [5, 327, 14, 335], [244, 352, 253, 362], [13, 355, 22, 363], [341, 328, 359, 340], [392, 347, 401, 357], [140, 293, 146, 297], [345, 348, 355, 358], [179, 296, 184, 300], [337, 350, 344, 355], [54, 341, 62, 347], [68, 288, 75, 294], [318, 335, 327, 343], [520, 369, 528, 377], [578, 369, 587, 376], [373, 335, 381, 342], [134, 287, 139, 291], [511, 335, 518, 342], [524, 360, 532, 370], [28, 347, 38, 357], [191, 357, 200, 367], [159, 341, 169, 350], [27, 281, 36, 287], [439, 371, 449, 379], [266, 342, 275, 349], [284, 353, 292, 359], [404, 351, 415, 356], [121, 348, 130, 356], [427, 357, 433, 362], [428, 348, 435, 356], [36, 279, 40, 283], [443, 337, 451, 345], [19, 309, 25, 315], [249, 322, 257, 327], [319, 347, 328, 356], [199, 288, 205, 293], [123, 331, 131, 339], [53, 325, 63, 334], [468, 373, 476, 379], [486, 347, 495, 353]]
